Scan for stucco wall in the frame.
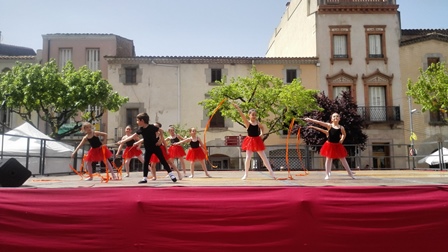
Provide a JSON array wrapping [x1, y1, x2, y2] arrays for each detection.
[[400, 39, 448, 158], [266, 0, 317, 57], [107, 60, 319, 148]]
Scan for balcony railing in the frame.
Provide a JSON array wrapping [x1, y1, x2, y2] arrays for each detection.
[[357, 106, 401, 124], [319, 0, 396, 5]]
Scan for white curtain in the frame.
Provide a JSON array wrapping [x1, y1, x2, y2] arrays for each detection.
[[86, 49, 100, 71], [333, 86, 349, 98], [59, 49, 72, 69], [368, 34, 382, 56], [369, 86, 386, 121], [333, 35, 347, 57]]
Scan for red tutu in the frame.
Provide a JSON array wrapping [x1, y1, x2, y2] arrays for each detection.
[[168, 145, 186, 158], [320, 141, 348, 159], [241, 136, 265, 151], [84, 145, 113, 162], [122, 146, 143, 159], [150, 146, 170, 163], [185, 147, 206, 161]]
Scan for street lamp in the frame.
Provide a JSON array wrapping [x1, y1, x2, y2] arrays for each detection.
[[408, 97, 417, 169]]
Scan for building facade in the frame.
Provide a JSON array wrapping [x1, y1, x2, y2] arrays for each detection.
[[0, 43, 38, 132], [105, 56, 319, 168], [266, 0, 406, 169], [400, 29, 448, 168], [39, 33, 135, 135]]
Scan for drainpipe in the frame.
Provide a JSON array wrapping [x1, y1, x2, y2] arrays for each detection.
[[47, 39, 51, 63]]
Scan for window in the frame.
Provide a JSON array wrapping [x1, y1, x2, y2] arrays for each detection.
[[286, 69, 297, 83], [120, 65, 141, 84], [282, 120, 298, 135], [283, 67, 300, 83], [362, 70, 393, 122], [334, 35, 348, 58], [368, 86, 386, 121], [125, 67, 137, 84], [205, 65, 226, 85], [326, 70, 357, 101], [365, 25, 387, 64], [429, 111, 447, 124], [211, 68, 222, 83], [209, 155, 230, 170], [0, 107, 10, 131], [368, 35, 383, 58], [86, 105, 102, 130], [333, 86, 350, 99], [86, 49, 100, 71], [372, 143, 391, 169], [427, 57, 440, 69], [330, 25, 352, 64], [423, 54, 443, 70], [429, 100, 447, 124], [209, 111, 225, 128], [59, 48, 72, 69], [126, 108, 139, 130]]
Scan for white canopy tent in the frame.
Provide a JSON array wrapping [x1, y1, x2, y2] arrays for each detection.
[[0, 122, 80, 174], [418, 147, 448, 166]]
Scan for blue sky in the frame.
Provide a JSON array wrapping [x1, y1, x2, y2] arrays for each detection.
[[0, 0, 446, 57]]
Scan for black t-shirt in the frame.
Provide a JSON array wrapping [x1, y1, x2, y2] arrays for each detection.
[[87, 136, 102, 148], [328, 127, 342, 143], [247, 123, 260, 137], [136, 124, 159, 148], [125, 139, 135, 147], [170, 136, 180, 144]]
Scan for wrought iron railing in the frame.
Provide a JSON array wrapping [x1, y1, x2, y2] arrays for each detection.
[[357, 106, 400, 123], [319, 0, 396, 5]]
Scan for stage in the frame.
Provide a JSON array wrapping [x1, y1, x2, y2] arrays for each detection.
[[1, 170, 448, 252]]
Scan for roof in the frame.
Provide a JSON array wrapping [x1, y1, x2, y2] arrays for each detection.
[[42, 33, 133, 42], [104, 56, 319, 65], [0, 43, 36, 56], [401, 29, 448, 46], [0, 55, 35, 60]]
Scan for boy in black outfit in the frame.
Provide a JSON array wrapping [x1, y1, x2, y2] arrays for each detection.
[[118, 112, 177, 183]]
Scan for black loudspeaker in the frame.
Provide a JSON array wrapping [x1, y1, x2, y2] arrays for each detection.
[[0, 158, 32, 187]]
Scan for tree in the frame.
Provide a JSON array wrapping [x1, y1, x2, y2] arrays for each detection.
[[0, 60, 129, 140], [301, 91, 368, 155], [199, 67, 320, 140], [407, 62, 448, 115]]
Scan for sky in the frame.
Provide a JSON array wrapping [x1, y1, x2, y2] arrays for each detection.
[[1, 0, 447, 57]]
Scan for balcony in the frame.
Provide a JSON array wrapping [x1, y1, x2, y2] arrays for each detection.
[[318, 0, 398, 14], [357, 106, 401, 127], [319, 0, 396, 5]]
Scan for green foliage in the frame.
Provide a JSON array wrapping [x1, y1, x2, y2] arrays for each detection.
[[0, 60, 128, 140], [301, 91, 368, 152], [407, 62, 448, 114], [199, 67, 320, 140]]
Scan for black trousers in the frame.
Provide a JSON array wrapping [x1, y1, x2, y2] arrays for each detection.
[[143, 146, 170, 177]]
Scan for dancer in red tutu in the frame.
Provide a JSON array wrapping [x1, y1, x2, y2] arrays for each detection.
[[173, 127, 211, 178], [71, 122, 117, 181], [149, 122, 183, 180], [165, 125, 187, 177], [233, 103, 275, 180], [116, 125, 144, 177], [304, 113, 355, 180]]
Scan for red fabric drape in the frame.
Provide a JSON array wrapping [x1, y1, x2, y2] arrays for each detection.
[[1, 186, 448, 252]]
